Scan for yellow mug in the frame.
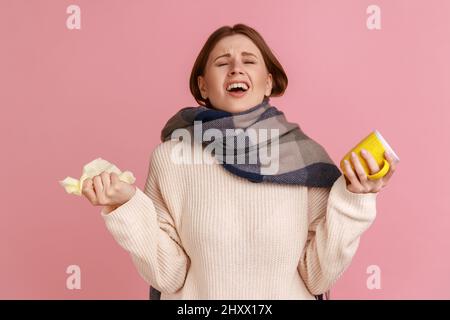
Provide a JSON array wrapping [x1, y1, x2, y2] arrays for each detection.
[[340, 130, 400, 180]]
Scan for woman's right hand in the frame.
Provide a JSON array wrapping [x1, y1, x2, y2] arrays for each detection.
[[82, 171, 136, 214]]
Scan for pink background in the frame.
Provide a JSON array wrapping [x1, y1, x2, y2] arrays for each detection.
[[1, 0, 449, 299]]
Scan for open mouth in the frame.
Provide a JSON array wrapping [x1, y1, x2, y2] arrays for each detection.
[[226, 82, 249, 98]]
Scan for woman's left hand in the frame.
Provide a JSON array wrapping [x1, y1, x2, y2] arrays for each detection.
[[343, 149, 397, 194]]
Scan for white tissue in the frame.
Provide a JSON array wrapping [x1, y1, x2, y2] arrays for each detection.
[[59, 157, 136, 196]]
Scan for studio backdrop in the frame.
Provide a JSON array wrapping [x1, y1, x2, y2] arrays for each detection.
[[1, 0, 449, 299]]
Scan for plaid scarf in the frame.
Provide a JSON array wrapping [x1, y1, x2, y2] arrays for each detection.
[[160, 97, 342, 187], [150, 97, 341, 300]]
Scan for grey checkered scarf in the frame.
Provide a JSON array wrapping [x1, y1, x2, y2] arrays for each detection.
[[151, 97, 339, 300], [160, 97, 342, 187]]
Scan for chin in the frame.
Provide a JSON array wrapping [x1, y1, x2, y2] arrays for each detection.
[[212, 96, 260, 113], [227, 98, 259, 112]]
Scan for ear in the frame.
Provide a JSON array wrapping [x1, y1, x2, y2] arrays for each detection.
[[197, 76, 208, 99], [265, 73, 273, 96]]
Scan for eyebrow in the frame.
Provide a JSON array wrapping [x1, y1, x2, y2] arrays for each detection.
[[213, 52, 258, 62]]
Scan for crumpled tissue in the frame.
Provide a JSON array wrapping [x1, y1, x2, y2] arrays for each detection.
[[59, 157, 136, 196]]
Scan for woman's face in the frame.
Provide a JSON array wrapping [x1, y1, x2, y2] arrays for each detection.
[[198, 34, 273, 113]]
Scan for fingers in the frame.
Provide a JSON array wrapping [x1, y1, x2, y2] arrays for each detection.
[[81, 172, 121, 206], [360, 149, 380, 175], [82, 178, 97, 204], [343, 158, 363, 189], [110, 171, 119, 185], [101, 171, 111, 195], [350, 151, 369, 184], [92, 175, 103, 193], [343, 149, 397, 194]]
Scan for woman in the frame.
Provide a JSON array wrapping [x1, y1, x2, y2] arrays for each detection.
[[82, 24, 397, 299]]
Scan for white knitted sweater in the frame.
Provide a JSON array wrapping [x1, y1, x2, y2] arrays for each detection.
[[101, 140, 377, 299]]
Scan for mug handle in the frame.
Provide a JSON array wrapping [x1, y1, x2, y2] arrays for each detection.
[[367, 158, 390, 180]]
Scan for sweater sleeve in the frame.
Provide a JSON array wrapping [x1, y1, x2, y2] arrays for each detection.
[[100, 146, 190, 294], [298, 174, 378, 295]]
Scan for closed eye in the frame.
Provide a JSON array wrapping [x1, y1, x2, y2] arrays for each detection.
[[217, 61, 255, 67]]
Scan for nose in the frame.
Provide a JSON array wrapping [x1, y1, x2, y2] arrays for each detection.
[[228, 60, 245, 77], [229, 70, 244, 76]]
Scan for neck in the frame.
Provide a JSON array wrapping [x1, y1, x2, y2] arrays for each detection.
[[205, 97, 270, 114]]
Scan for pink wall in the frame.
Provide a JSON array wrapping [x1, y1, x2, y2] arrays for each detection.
[[1, 0, 449, 299]]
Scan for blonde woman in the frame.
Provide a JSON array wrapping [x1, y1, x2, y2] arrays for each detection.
[[82, 24, 397, 300]]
